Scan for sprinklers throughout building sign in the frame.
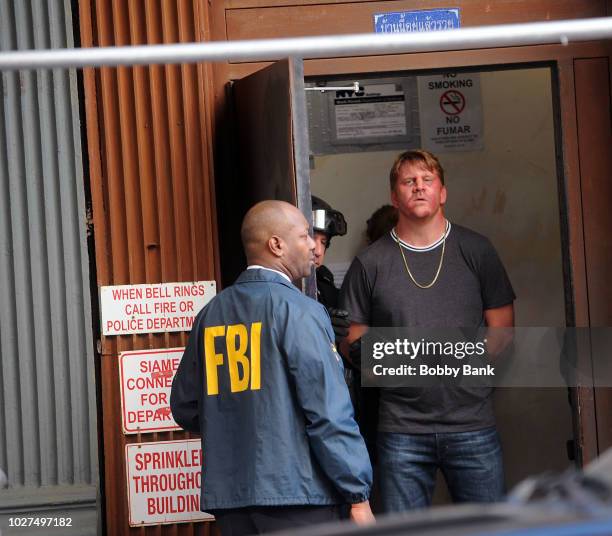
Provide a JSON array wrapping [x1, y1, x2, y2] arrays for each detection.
[[125, 440, 213, 526]]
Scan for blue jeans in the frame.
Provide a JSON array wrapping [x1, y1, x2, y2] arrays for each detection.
[[377, 427, 504, 513]]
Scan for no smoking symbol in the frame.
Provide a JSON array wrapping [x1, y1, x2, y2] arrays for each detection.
[[440, 90, 465, 115]]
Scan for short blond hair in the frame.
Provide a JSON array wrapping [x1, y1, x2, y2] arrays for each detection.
[[389, 150, 445, 190]]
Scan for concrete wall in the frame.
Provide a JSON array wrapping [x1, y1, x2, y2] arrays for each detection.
[[0, 1, 99, 533]]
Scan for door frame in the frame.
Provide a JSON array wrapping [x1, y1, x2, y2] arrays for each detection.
[[214, 40, 612, 465]]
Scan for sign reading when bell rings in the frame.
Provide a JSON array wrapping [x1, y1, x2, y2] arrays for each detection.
[[119, 347, 186, 434], [100, 281, 215, 336], [126, 439, 213, 526], [417, 72, 483, 152]]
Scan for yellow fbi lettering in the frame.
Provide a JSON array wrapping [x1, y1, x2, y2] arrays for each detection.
[[204, 322, 262, 395]]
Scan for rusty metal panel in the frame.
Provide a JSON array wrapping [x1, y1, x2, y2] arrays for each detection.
[[79, 0, 219, 533], [0, 0, 99, 531]]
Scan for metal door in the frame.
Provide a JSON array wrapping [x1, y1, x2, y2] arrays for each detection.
[[230, 57, 316, 296]]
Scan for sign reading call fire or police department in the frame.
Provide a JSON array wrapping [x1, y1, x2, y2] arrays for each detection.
[[373, 8, 461, 34], [119, 348, 184, 434], [126, 440, 213, 526], [100, 281, 215, 335]]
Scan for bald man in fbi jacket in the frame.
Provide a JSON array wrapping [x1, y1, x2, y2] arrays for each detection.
[[170, 200, 373, 535]]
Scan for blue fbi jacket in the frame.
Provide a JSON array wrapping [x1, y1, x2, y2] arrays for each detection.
[[170, 268, 372, 510]]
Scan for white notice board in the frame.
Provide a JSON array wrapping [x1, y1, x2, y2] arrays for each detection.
[[125, 439, 213, 526], [418, 73, 483, 152], [333, 83, 407, 141], [100, 281, 215, 335]]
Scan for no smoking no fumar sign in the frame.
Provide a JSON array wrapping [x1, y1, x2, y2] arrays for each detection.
[[418, 73, 483, 152], [440, 90, 466, 115]]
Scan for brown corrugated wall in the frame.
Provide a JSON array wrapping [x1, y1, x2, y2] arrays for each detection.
[[79, 1, 219, 533]]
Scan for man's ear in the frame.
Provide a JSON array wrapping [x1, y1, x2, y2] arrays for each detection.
[[440, 185, 447, 206], [268, 235, 284, 257]]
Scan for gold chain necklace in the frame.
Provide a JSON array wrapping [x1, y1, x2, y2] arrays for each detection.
[[396, 223, 447, 289]]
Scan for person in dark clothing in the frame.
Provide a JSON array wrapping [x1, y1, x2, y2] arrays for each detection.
[[311, 195, 347, 310], [341, 150, 515, 513], [312, 196, 380, 459], [365, 204, 399, 245], [311, 195, 352, 344]]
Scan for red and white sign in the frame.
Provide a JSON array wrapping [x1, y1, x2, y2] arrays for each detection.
[[440, 89, 466, 115], [100, 281, 216, 336], [119, 348, 185, 434], [126, 440, 213, 526]]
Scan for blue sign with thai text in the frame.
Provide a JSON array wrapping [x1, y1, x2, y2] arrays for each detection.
[[373, 8, 461, 34]]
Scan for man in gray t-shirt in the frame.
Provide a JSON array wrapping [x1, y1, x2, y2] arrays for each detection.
[[340, 150, 515, 513]]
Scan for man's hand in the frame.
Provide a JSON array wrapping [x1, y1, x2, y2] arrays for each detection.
[[350, 501, 375, 525], [328, 308, 351, 341], [341, 323, 369, 357]]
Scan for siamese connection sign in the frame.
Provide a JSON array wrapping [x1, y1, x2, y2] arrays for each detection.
[[417, 73, 483, 152], [119, 348, 185, 434], [126, 440, 213, 526], [100, 281, 216, 335]]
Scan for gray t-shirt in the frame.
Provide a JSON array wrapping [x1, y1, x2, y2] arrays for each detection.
[[340, 223, 515, 433]]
